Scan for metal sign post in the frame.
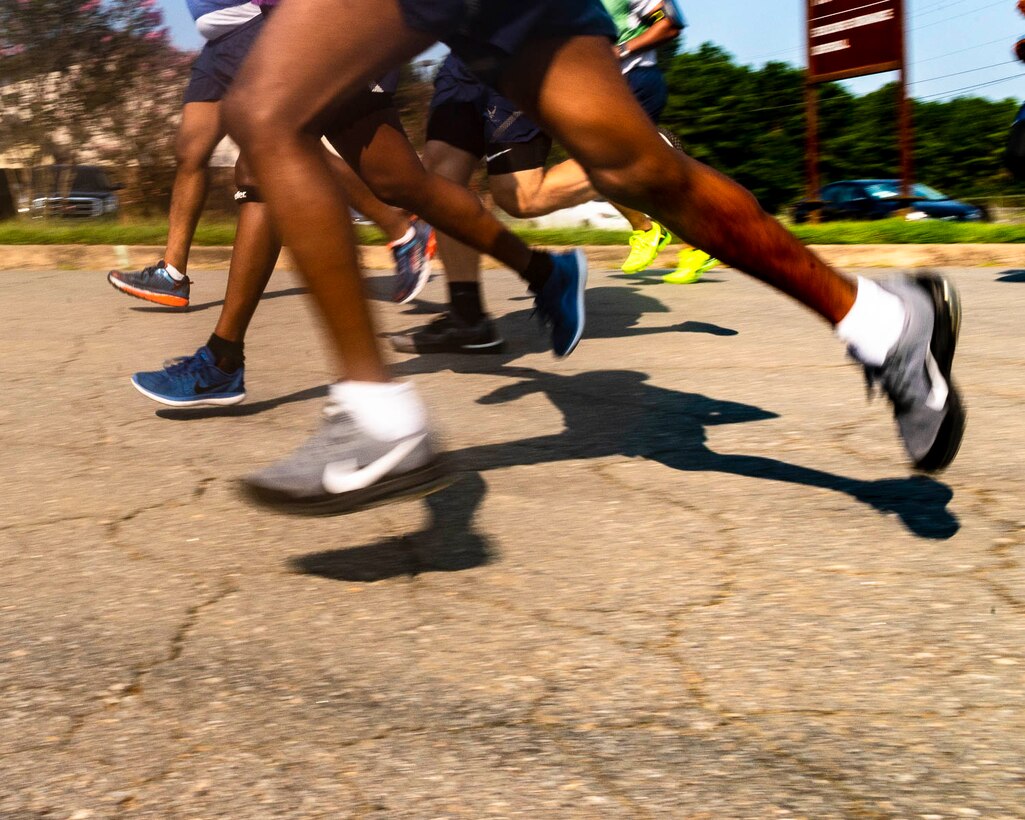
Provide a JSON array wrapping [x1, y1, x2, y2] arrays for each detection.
[[805, 0, 910, 218]]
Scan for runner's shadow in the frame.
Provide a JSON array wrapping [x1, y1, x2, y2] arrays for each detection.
[[996, 269, 1025, 282], [130, 286, 308, 313], [391, 285, 737, 374], [155, 384, 328, 420], [610, 273, 726, 285], [452, 367, 958, 540], [290, 472, 492, 582]]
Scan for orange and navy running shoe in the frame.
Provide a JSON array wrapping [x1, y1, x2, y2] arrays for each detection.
[[108, 260, 190, 308]]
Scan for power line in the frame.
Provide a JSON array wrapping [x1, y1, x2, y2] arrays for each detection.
[[916, 71, 1022, 98], [910, 59, 1018, 85], [911, 0, 1009, 31]]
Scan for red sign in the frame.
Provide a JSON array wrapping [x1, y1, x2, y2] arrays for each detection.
[[807, 0, 904, 82]]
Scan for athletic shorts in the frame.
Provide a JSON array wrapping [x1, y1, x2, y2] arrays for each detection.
[[626, 66, 668, 123], [397, 0, 616, 87], [183, 15, 265, 104], [257, 3, 400, 137], [425, 55, 551, 174], [426, 101, 552, 175]]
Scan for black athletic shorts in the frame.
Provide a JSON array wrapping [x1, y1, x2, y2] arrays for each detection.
[[183, 15, 265, 104], [426, 101, 552, 174], [425, 54, 551, 174], [397, 0, 616, 86]]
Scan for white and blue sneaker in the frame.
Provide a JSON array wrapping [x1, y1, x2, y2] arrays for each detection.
[[534, 249, 587, 358], [242, 393, 449, 515], [391, 219, 435, 304], [131, 346, 245, 407]]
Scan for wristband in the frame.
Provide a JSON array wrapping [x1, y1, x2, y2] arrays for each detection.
[[617, 42, 631, 58]]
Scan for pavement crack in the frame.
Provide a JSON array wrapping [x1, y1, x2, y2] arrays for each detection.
[[58, 578, 239, 751]]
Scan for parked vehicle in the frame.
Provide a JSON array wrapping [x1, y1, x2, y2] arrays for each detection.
[[27, 165, 122, 218], [793, 179, 985, 223]]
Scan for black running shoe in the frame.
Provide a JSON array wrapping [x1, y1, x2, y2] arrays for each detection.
[[390, 313, 506, 354]]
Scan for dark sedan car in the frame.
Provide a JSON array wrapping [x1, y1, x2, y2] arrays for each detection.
[[793, 180, 985, 223]]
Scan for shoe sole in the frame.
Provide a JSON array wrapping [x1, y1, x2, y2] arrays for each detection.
[[912, 272, 965, 473], [240, 458, 454, 516], [108, 273, 189, 308], [557, 249, 588, 358], [396, 255, 433, 305], [391, 336, 507, 355], [131, 376, 246, 407]]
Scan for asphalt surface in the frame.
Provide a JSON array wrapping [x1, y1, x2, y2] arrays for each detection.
[[2, 262, 1024, 818]]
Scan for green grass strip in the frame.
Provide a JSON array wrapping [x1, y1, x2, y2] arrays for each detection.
[[1, 218, 1024, 246]]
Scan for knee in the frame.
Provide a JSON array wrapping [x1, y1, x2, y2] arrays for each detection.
[[174, 133, 212, 173], [222, 88, 281, 157], [362, 166, 425, 211]]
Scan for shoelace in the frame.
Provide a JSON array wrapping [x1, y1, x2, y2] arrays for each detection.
[[163, 353, 209, 380], [627, 231, 648, 250]]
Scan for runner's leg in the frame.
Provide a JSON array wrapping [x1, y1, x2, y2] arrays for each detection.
[[165, 101, 226, 274], [498, 35, 855, 322]]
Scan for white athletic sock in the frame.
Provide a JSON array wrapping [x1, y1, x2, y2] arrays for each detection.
[[164, 262, 185, 282], [330, 381, 427, 441], [835, 276, 907, 367], [388, 226, 415, 248]]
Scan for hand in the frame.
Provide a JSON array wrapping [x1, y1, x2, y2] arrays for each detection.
[[1019, 0, 1025, 16]]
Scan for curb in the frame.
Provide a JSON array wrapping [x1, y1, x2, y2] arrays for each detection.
[[1, 243, 1023, 272]]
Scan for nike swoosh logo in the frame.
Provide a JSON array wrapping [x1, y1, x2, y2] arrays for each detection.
[[484, 148, 513, 163], [194, 380, 230, 395], [322, 435, 426, 494], [924, 350, 949, 412]]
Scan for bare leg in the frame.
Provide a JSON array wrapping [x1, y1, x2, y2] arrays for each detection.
[[223, 0, 433, 382], [324, 107, 531, 275], [421, 140, 482, 286], [500, 37, 856, 324], [211, 154, 281, 344], [164, 102, 226, 273], [614, 203, 653, 232], [489, 157, 645, 231], [325, 149, 409, 243], [490, 159, 595, 219]]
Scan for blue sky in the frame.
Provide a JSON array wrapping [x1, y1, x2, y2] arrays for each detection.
[[159, 0, 1025, 102]]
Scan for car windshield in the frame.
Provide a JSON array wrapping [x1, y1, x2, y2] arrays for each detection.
[[31, 166, 110, 192], [864, 181, 949, 201]]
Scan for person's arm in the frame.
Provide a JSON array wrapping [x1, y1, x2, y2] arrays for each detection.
[[615, 0, 684, 58]]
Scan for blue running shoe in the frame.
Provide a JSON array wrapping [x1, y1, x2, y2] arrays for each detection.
[[391, 219, 434, 304], [534, 249, 587, 358], [108, 260, 191, 308], [131, 346, 245, 407]]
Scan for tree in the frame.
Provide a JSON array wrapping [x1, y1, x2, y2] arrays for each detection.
[[0, 0, 170, 203]]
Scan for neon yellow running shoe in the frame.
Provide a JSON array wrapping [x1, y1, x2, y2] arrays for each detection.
[[663, 248, 718, 284], [620, 221, 670, 273]]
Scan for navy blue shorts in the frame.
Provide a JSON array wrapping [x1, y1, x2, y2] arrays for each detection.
[[398, 0, 616, 86], [183, 15, 264, 104], [426, 56, 551, 174], [626, 66, 668, 123], [429, 56, 543, 144]]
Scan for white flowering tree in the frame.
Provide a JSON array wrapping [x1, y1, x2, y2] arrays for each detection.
[[0, 0, 172, 210]]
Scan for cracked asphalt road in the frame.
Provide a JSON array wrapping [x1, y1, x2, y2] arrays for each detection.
[[2, 263, 1024, 818]]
